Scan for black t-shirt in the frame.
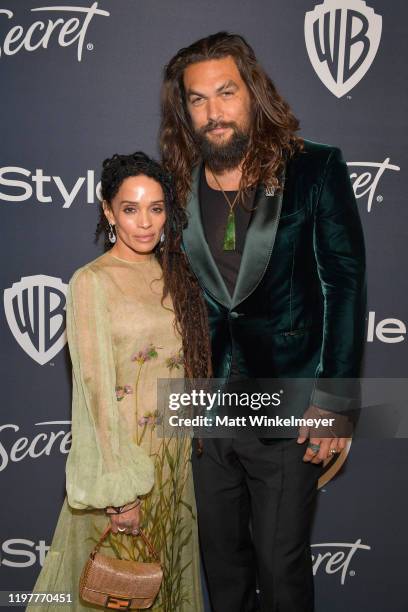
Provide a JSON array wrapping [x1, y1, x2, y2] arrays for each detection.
[[199, 167, 255, 379], [199, 166, 255, 297]]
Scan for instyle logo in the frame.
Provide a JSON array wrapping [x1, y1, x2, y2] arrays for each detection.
[[4, 275, 68, 365], [367, 312, 406, 344], [305, 0, 382, 97], [0, 2, 110, 62], [0, 538, 50, 568], [0, 166, 102, 207], [312, 539, 371, 584], [0, 421, 71, 473], [0, 158, 399, 212], [347, 158, 400, 212]]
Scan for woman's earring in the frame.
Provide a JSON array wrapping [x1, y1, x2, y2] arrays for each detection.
[[159, 232, 165, 251], [108, 223, 116, 244]]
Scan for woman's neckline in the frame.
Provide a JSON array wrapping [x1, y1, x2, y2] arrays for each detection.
[[107, 252, 156, 265]]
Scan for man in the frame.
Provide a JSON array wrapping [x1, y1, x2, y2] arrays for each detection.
[[160, 32, 366, 612]]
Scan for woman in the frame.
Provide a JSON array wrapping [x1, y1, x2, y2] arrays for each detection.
[[28, 152, 211, 611]]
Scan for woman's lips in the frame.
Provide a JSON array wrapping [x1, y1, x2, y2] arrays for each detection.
[[134, 234, 155, 242]]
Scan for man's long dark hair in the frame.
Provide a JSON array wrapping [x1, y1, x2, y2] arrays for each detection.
[[95, 152, 212, 379], [160, 31, 304, 206]]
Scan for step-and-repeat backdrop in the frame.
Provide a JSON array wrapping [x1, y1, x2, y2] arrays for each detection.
[[1, 1, 407, 610]]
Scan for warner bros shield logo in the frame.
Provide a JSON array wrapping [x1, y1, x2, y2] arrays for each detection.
[[4, 275, 68, 365], [305, 0, 382, 98]]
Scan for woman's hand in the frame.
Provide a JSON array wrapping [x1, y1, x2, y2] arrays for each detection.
[[106, 500, 141, 535]]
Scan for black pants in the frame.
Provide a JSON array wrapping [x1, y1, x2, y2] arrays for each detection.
[[192, 436, 323, 612]]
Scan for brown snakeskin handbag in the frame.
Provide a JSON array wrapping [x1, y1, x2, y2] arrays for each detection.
[[79, 525, 163, 610]]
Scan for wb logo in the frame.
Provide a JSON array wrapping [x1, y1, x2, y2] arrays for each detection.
[[4, 275, 67, 365], [305, 0, 382, 97]]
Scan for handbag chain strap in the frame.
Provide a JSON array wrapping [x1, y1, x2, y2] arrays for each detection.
[[91, 525, 161, 564]]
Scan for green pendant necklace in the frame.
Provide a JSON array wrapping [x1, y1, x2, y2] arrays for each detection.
[[209, 169, 241, 251]]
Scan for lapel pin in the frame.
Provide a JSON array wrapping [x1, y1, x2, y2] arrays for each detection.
[[265, 186, 275, 197]]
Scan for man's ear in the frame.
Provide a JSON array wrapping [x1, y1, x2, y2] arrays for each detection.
[[102, 200, 115, 225]]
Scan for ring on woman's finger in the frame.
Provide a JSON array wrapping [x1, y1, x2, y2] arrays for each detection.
[[307, 442, 321, 453], [132, 528, 140, 535], [117, 527, 126, 532], [329, 448, 338, 455]]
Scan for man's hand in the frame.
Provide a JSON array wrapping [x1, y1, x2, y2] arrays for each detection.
[[297, 404, 352, 464]]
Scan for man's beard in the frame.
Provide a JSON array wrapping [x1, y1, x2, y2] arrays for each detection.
[[192, 120, 250, 173]]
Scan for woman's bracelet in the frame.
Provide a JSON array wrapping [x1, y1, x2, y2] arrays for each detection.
[[105, 498, 141, 515]]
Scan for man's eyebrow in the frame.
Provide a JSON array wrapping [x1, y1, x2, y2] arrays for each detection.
[[216, 80, 238, 93], [186, 88, 206, 98], [186, 80, 238, 98]]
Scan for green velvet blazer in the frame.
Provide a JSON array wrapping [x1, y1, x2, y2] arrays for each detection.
[[183, 139, 367, 413]]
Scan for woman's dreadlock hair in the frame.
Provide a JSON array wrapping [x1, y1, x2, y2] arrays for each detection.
[[95, 151, 212, 378]]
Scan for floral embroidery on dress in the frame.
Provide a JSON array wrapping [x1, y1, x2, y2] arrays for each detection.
[[138, 409, 163, 427], [132, 349, 185, 426], [115, 384, 133, 401], [92, 340, 193, 611], [165, 349, 184, 371], [131, 343, 159, 364], [130, 344, 161, 424]]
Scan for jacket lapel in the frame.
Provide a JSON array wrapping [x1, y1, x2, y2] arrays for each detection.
[[183, 164, 285, 310], [183, 165, 232, 308], [231, 169, 285, 309]]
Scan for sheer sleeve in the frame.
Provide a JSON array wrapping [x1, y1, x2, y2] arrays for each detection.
[[65, 266, 155, 510]]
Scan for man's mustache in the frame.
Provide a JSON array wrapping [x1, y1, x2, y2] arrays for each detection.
[[201, 120, 238, 134]]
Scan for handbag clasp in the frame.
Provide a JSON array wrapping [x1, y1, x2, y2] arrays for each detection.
[[105, 594, 132, 609]]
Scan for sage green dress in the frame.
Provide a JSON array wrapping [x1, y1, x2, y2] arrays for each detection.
[[27, 252, 203, 612]]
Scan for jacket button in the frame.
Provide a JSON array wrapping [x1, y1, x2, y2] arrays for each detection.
[[229, 311, 241, 319]]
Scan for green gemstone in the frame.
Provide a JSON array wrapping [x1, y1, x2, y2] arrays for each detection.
[[223, 210, 236, 251]]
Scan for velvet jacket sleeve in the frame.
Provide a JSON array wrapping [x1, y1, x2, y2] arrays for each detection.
[[310, 147, 367, 413], [65, 266, 155, 510]]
